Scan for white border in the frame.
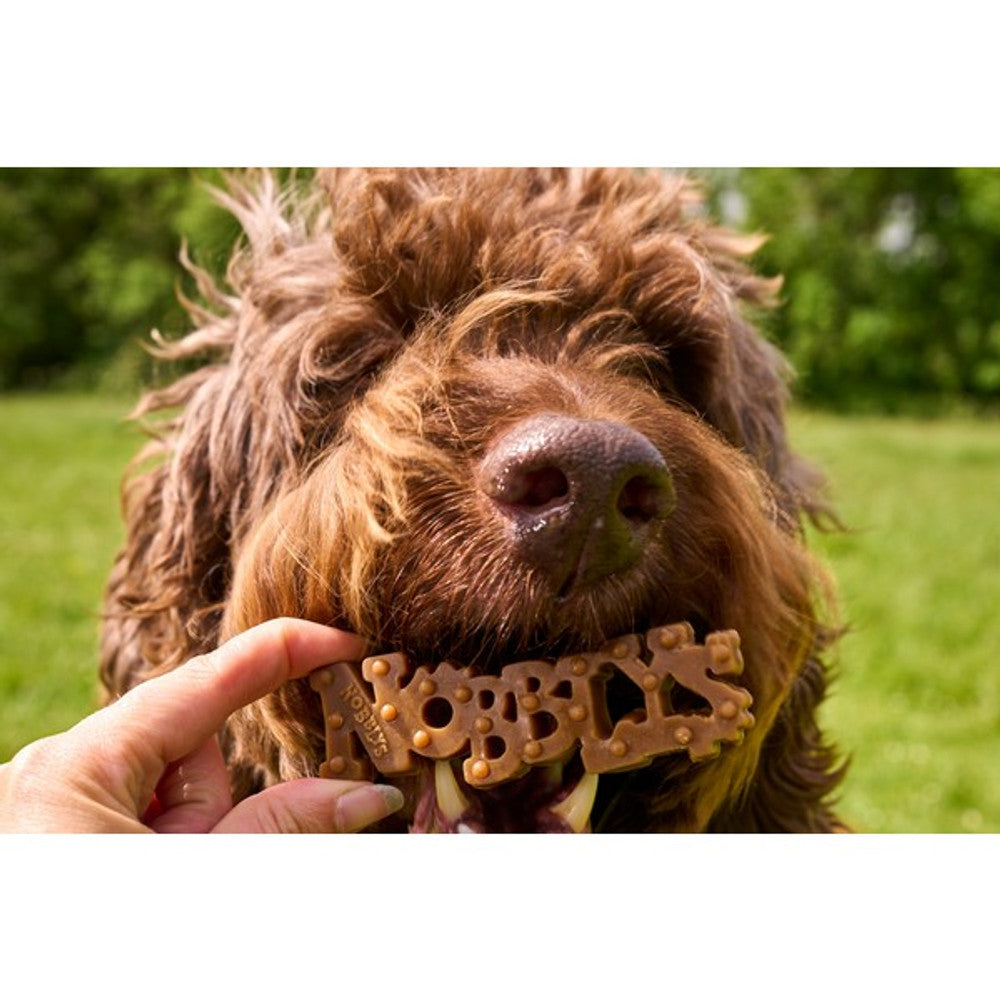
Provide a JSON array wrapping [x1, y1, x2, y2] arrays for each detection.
[[2, 834, 995, 996], [2, 3, 997, 166]]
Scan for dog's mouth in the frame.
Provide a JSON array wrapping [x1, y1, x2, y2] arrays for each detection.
[[309, 621, 754, 833], [408, 755, 595, 833]]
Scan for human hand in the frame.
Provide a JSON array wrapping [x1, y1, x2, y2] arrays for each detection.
[[0, 618, 404, 833]]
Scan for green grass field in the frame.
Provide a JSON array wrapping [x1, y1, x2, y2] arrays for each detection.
[[1, 394, 997, 832], [0, 395, 140, 757], [793, 413, 1000, 833]]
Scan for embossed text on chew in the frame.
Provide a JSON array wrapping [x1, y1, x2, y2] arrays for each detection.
[[309, 624, 754, 789]]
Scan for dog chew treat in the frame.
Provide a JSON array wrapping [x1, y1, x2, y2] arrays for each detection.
[[309, 623, 754, 789]]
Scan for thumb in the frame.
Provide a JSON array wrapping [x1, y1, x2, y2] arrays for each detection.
[[211, 779, 405, 833]]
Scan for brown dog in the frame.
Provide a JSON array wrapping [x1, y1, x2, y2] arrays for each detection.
[[100, 168, 846, 832]]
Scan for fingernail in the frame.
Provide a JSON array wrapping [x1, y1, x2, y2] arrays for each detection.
[[335, 784, 405, 832]]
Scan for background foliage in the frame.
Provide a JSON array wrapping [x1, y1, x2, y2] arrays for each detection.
[[0, 168, 240, 391], [705, 168, 1000, 411], [2, 168, 1000, 412]]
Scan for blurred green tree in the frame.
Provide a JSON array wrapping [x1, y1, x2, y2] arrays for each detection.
[[0, 168, 239, 390], [709, 168, 1000, 411], [2, 168, 999, 411]]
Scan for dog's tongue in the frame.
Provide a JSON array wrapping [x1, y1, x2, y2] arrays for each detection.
[[411, 760, 598, 833]]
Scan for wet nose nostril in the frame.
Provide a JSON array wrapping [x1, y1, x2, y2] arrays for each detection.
[[480, 413, 673, 592], [503, 465, 570, 510], [617, 474, 671, 525]]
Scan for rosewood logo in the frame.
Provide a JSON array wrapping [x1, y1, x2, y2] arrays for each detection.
[[340, 682, 390, 759]]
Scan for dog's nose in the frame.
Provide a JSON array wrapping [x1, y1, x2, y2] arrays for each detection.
[[479, 414, 675, 594]]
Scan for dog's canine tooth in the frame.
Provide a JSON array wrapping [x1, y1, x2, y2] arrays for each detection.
[[434, 760, 472, 822], [551, 771, 599, 833]]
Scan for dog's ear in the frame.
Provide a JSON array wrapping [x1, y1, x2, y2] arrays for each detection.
[[703, 311, 831, 526], [709, 646, 849, 832], [100, 371, 234, 697], [100, 172, 399, 696], [637, 214, 831, 528]]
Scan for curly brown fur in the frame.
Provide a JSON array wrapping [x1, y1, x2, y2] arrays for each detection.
[[101, 168, 847, 833]]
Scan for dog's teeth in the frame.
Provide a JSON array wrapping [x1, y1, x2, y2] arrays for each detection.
[[551, 771, 599, 833], [434, 760, 471, 822]]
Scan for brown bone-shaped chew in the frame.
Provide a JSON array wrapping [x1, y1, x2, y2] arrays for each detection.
[[309, 622, 754, 789]]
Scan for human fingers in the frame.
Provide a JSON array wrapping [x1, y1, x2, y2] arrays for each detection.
[[211, 780, 404, 834], [0, 735, 146, 833], [147, 737, 233, 833], [77, 619, 366, 811]]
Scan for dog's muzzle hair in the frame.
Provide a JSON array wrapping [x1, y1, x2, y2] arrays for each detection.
[[101, 168, 847, 833]]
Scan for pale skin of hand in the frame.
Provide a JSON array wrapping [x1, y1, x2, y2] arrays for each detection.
[[0, 618, 404, 833]]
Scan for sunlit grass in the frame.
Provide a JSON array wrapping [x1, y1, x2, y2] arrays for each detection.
[[1, 394, 997, 832], [0, 394, 139, 760], [793, 412, 1000, 832]]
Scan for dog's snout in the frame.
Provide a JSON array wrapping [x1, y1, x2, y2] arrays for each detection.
[[479, 414, 675, 593]]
